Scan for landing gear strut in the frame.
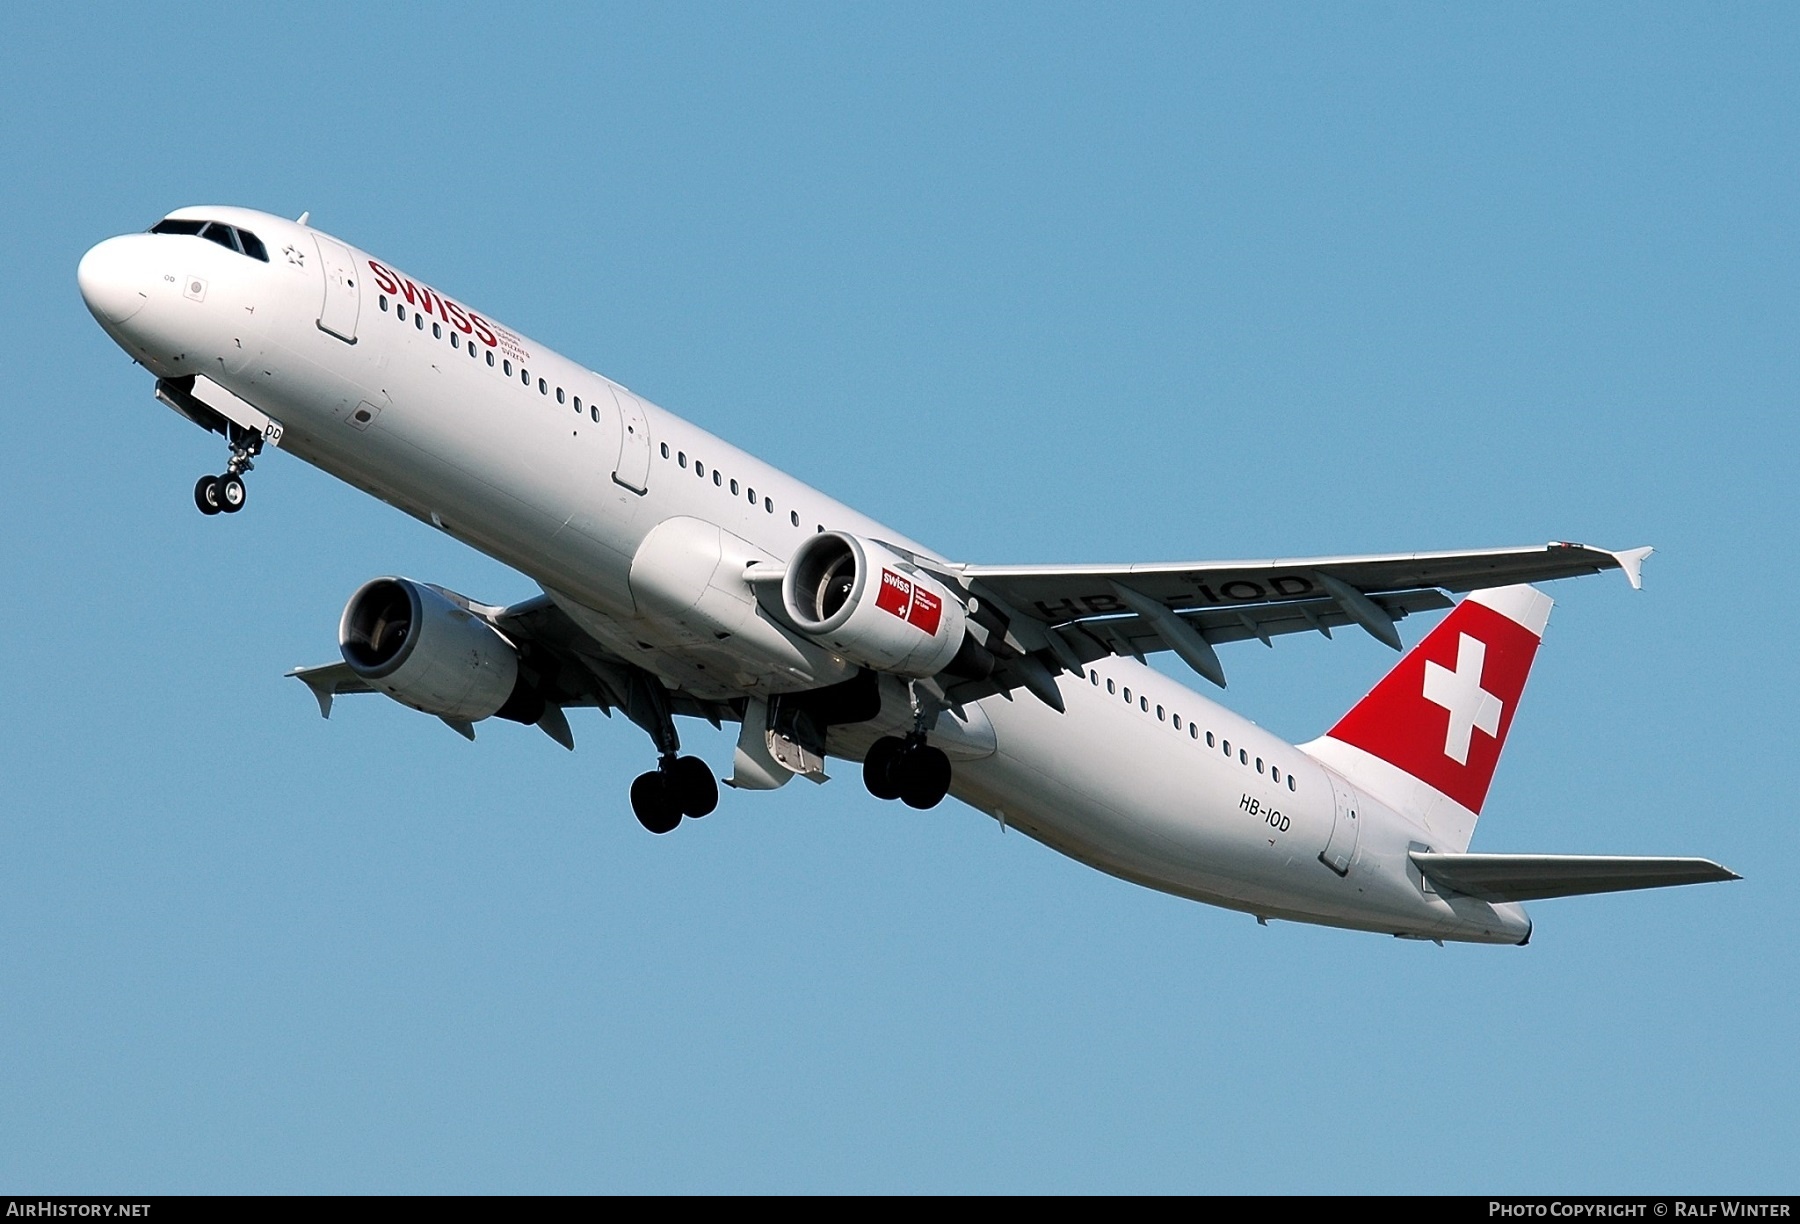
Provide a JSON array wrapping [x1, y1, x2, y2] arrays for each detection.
[[863, 733, 952, 810], [194, 425, 262, 516], [623, 671, 719, 834]]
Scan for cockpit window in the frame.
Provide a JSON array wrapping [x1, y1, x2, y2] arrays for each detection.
[[148, 218, 270, 262], [199, 223, 240, 253]]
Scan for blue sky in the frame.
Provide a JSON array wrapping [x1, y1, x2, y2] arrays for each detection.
[[2, 3, 1794, 1192]]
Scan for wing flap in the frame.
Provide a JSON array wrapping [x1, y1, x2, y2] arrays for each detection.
[[1411, 852, 1740, 902], [946, 589, 1451, 700]]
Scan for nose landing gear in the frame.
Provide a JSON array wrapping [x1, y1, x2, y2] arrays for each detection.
[[193, 425, 263, 516], [863, 733, 952, 810]]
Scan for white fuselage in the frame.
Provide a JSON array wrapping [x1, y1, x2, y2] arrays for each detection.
[[79, 207, 1531, 944]]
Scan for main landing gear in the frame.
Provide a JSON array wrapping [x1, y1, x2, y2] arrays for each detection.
[[630, 754, 719, 834], [863, 734, 952, 810], [622, 672, 719, 834], [194, 426, 263, 516]]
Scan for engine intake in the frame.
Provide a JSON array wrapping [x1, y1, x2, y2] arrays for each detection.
[[780, 533, 969, 677], [339, 577, 543, 724]]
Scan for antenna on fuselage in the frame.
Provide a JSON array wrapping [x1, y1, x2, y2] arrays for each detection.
[[295, 211, 310, 226]]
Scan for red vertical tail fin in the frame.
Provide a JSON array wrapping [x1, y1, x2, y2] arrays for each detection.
[[1301, 585, 1552, 852]]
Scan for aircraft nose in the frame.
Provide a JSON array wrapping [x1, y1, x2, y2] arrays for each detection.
[[77, 235, 150, 325]]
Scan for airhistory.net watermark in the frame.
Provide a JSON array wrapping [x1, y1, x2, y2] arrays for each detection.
[[5, 1206, 150, 1218]]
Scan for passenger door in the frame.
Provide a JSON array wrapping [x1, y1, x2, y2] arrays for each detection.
[[1320, 775, 1361, 877], [313, 235, 361, 343], [610, 386, 651, 493]]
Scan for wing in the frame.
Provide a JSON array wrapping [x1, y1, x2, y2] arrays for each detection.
[[1410, 853, 1740, 902], [493, 593, 742, 729], [934, 541, 1650, 699], [289, 592, 742, 745]]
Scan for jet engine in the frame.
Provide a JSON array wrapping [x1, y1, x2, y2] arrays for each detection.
[[338, 577, 544, 724], [779, 532, 973, 677]]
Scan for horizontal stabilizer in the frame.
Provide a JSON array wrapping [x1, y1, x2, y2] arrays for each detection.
[[1411, 852, 1740, 902]]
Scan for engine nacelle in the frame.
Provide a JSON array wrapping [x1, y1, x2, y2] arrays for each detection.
[[780, 533, 968, 677], [338, 577, 541, 724]]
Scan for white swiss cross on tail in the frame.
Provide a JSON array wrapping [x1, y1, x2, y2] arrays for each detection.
[[1303, 584, 1553, 851], [1422, 633, 1504, 765]]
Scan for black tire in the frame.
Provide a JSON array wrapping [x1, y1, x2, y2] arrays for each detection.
[[194, 475, 222, 515], [670, 755, 718, 818], [899, 745, 952, 810], [863, 736, 905, 801], [218, 474, 246, 513], [630, 771, 681, 834]]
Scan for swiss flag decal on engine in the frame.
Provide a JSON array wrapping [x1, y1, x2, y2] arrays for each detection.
[[875, 568, 944, 635], [1324, 585, 1551, 814]]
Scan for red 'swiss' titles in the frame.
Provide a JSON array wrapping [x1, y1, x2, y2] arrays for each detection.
[[367, 260, 499, 349], [875, 568, 944, 635]]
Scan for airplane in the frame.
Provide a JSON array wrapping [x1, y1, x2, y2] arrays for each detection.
[[76, 205, 1738, 945]]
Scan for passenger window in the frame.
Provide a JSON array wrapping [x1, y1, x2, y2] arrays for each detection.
[[1123, 687, 1132, 703], [730, 479, 739, 495], [660, 443, 670, 458], [433, 322, 442, 339], [237, 229, 269, 262], [415, 313, 424, 330], [504, 360, 513, 376], [1256, 758, 1264, 774], [557, 388, 566, 404], [1091, 671, 1100, 686], [539, 378, 548, 395], [1288, 776, 1297, 792], [1190, 724, 1199, 740], [1206, 731, 1215, 747], [486, 351, 495, 367], [747, 487, 756, 504], [1157, 705, 1165, 721], [398, 305, 408, 322], [1239, 749, 1248, 765], [714, 471, 722, 486], [521, 368, 530, 385], [1106, 679, 1116, 695], [378, 295, 388, 312], [591, 406, 599, 422], [678, 452, 687, 468], [1140, 696, 1149, 712], [1172, 713, 1181, 729], [790, 510, 800, 526], [1271, 767, 1281, 784], [1222, 740, 1231, 756], [765, 497, 773, 513], [696, 461, 705, 478]]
